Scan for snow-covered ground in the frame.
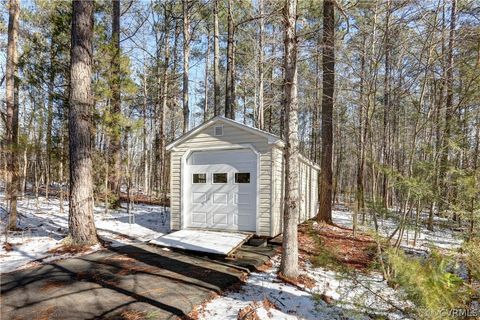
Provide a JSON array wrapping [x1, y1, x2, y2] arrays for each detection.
[[196, 256, 411, 320], [195, 206, 463, 320], [0, 194, 169, 273], [332, 207, 463, 251], [1, 196, 463, 319]]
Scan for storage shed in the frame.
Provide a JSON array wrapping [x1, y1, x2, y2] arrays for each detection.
[[166, 116, 320, 237]]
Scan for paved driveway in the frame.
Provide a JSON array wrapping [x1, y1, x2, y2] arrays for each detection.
[[1, 243, 275, 319]]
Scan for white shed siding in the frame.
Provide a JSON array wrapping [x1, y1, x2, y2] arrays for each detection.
[[298, 159, 309, 223], [169, 121, 273, 236], [170, 150, 183, 230], [269, 148, 319, 238], [299, 156, 319, 219], [271, 147, 285, 237], [300, 156, 320, 222], [310, 164, 319, 217]]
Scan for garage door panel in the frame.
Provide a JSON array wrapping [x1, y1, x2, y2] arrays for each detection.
[[213, 213, 228, 226], [187, 149, 257, 232], [213, 193, 228, 204], [192, 192, 207, 204], [191, 212, 207, 225], [191, 149, 256, 165]]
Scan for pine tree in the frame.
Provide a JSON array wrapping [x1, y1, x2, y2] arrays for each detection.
[[280, 0, 299, 280], [318, 0, 335, 224], [68, 0, 98, 245], [5, 0, 20, 231], [108, 0, 122, 207]]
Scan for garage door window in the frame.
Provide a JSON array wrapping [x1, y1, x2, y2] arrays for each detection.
[[193, 173, 206, 183], [213, 173, 228, 183], [235, 173, 250, 183]]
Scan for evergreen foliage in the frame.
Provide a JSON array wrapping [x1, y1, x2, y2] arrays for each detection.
[[387, 249, 470, 320]]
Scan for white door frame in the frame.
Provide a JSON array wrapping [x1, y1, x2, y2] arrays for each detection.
[[180, 144, 260, 234]]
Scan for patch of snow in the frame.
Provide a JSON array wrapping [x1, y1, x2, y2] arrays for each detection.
[[331, 209, 463, 251], [196, 256, 411, 320], [0, 194, 170, 273], [0, 237, 60, 272]]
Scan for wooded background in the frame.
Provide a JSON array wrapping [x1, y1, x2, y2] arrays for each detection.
[[1, 0, 479, 239]]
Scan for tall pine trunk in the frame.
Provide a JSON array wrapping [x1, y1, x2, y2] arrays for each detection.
[[280, 0, 299, 280], [68, 0, 98, 245], [257, 0, 264, 129], [356, 37, 367, 221], [6, 0, 20, 230], [204, 25, 210, 122], [439, 0, 456, 216], [182, 0, 190, 132], [310, 36, 320, 163], [46, 36, 56, 201], [158, 6, 170, 200], [142, 72, 149, 194], [381, 0, 391, 208], [318, 0, 335, 224], [224, 0, 236, 119], [108, 0, 122, 206], [213, 0, 221, 116]]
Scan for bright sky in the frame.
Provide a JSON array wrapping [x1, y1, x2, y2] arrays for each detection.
[[0, 0, 217, 131]]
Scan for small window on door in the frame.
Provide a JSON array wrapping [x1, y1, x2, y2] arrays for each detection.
[[235, 172, 250, 183], [193, 173, 206, 183], [213, 173, 228, 183]]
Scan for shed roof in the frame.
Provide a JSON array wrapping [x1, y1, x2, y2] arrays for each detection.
[[166, 116, 320, 170], [166, 116, 285, 151]]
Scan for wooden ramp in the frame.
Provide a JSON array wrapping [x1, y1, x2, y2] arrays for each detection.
[[149, 230, 252, 256]]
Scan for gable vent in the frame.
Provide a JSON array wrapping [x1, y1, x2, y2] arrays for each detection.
[[214, 125, 223, 136]]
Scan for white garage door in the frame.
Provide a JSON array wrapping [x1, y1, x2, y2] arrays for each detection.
[[185, 149, 257, 231]]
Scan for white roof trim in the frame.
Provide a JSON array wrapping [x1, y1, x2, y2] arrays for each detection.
[[166, 116, 284, 151], [299, 154, 321, 171]]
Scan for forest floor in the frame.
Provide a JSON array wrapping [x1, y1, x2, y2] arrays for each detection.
[[192, 208, 465, 320], [0, 195, 466, 319], [0, 194, 170, 273]]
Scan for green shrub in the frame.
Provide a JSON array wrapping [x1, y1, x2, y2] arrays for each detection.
[[387, 249, 469, 320], [463, 238, 480, 281]]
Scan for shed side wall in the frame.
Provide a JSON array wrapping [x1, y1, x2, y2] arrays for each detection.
[[271, 148, 319, 237], [271, 147, 285, 237], [298, 157, 320, 222]]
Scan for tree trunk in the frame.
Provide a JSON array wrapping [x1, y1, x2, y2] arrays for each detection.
[[6, 0, 20, 230], [225, 0, 235, 119], [59, 123, 65, 214], [318, 0, 335, 224], [469, 115, 479, 239], [142, 72, 149, 194], [170, 19, 181, 142], [213, 0, 221, 116], [68, 0, 98, 245], [46, 36, 56, 201], [108, 0, 122, 207], [158, 6, 170, 198], [267, 24, 277, 133], [381, 0, 391, 208], [182, 0, 190, 132], [438, 0, 456, 216], [204, 25, 210, 122], [257, 0, 264, 129], [280, 0, 299, 280], [357, 37, 366, 219], [310, 36, 320, 163]]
